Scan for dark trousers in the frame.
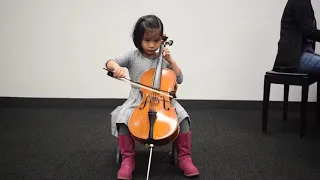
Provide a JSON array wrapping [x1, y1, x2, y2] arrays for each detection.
[[297, 52, 320, 120], [297, 52, 320, 74]]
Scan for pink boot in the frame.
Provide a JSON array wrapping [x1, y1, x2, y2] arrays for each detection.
[[175, 131, 199, 177], [117, 135, 135, 180]]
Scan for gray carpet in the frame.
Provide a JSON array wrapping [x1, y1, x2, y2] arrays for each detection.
[[1, 107, 320, 180]]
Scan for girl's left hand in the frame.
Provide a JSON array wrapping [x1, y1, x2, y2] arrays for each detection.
[[163, 47, 173, 63]]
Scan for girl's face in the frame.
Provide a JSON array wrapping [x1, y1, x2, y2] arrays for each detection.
[[141, 28, 162, 58]]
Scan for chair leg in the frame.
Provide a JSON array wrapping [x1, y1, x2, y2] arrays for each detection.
[[317, 82, 320, 125], [115, 126, 122, 164], [116, 146, 122, 164], [171, 142, 177, 164], [162, 141, 177, 164], [300, 85, 309, 138], [262, 76, 271, 133], [283, 84, 289, 121]]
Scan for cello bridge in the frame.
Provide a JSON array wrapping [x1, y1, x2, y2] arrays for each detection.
[[149, 96, 160, 104]]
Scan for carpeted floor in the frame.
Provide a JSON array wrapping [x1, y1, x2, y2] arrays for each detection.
[[1, 107, 320, 180]]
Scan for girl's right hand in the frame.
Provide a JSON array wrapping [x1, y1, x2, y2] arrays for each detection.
[[113, 65, 126, 78]]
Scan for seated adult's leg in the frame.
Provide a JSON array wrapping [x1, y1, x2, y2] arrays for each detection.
[[297, 52, 320, 74]]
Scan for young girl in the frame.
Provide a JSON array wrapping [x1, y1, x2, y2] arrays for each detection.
[[105, 14, 199, 179]]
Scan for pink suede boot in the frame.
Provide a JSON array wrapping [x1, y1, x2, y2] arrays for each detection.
[[117, 135, 135, 180], [175, 131, 199, 177]]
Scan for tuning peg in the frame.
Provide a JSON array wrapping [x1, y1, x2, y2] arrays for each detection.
[[166, 40, 173, 46]]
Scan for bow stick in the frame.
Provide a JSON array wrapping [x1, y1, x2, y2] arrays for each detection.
[[103, 68, 176, 98]]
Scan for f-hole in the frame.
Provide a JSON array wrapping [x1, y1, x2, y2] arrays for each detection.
[[139, 96, 149, 110], [162, 96, 170, 110]]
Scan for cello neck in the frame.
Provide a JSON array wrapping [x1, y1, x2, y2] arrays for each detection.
[[152, 36, 173, 89], [152, 42, 165, 89]]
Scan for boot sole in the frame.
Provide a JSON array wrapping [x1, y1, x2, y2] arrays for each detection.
[[185, 172, 200, 177], [117, 176, 131, 180]]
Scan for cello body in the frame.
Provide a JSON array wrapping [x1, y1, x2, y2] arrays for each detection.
[[128, 67, 179, 146]]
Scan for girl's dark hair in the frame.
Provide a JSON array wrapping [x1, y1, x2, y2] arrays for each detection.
[[132, 14, 164, 52]]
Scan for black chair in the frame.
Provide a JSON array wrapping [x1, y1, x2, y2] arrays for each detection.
[[116, 140, 177, 164], [262, 71, 318, 138]]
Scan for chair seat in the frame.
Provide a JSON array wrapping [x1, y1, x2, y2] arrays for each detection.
[[262, 70, 318, 138], [266, 71, 308, 77], [265, 71, 314, 85]]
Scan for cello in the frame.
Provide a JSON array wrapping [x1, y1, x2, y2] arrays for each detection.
[[104, 35, 179, 179]]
